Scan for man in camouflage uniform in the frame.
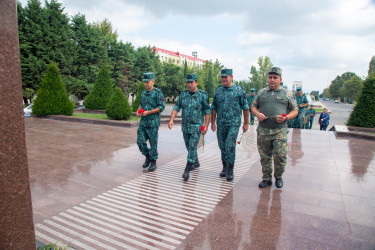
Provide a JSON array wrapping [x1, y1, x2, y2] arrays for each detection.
[[247, 88, 256, 125], [168, 74, 211, 181], [211, 69, 249, 181], [302, 107, 310, 129], [306, 105, 316, 129], [251, 67, 298, 188], [293, 87, 309, 128], [137, 72, 165, 172]]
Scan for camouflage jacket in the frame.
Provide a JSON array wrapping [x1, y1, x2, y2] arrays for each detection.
[[139, 87, 165, 127], [211, 84, 249, 127], [295, 93, 309, 111], [247, 93, 256, 106], [173, 89, 211, 133]]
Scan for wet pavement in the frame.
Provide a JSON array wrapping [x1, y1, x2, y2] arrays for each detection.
[[25, 117, 375, 249]]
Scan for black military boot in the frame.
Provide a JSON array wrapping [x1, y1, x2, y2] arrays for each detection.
[[148, 160, 157, 172], [142, 155, 151, 168], [219, 162, 228, 177], [191, 158, 200, 171], [259, 180, 272, 188], [182, 162, 192, 181], [226, 164, 234, 181], [275, 178, 283, 188]]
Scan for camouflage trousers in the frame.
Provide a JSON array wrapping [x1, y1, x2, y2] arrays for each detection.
[[137, 125, 159, 160], [294, 111, 304, 128], [256, 127, 289, 180], [307, 118, 314, 129], [183, 132, 201, 164], [217, 125, 240, 165]]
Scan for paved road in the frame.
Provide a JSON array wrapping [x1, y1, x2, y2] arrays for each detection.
[[321, 100, 354, 129]]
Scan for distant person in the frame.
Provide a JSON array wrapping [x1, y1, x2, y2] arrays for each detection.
[[306, 105, 316, 129], [136, 72, 165, 172], [211, 68, 249, 181], [302, 108, 310, 129], [293, 87, 308, 128], [251, 67, 298, 188], [319, 108, 330, 131], [247, 88, 256, 125], [168, 74, 211, 181]]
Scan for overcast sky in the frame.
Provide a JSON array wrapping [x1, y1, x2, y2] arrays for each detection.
[[20, 0, 375, 93]]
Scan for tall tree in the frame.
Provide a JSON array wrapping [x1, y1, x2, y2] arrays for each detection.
[[183, 60, 188, 78], [204, 66, 214, 98], [339, 75, 364, 101], [368, 56, 375, 77], [329, 72, 357, 99], [249, 56, 273, 91], [161, 62, 184, 97], [70, 14, 108, 85]]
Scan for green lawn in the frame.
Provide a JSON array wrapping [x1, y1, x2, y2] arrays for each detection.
[[73, 113, 140, 121], [313, 108, 323, 112]]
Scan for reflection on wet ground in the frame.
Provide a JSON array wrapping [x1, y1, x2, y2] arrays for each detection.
[[26, 118, 375, 249]]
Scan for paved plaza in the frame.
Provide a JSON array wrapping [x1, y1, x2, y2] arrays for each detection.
[[26, 117, 375, 249]]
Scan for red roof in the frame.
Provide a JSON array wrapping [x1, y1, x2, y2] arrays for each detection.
[[153, 47, 206, 62]]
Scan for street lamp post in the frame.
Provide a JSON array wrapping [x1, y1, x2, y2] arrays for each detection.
[[192, 51, 197, 73]]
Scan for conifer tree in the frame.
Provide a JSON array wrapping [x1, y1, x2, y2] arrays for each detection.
[[32, 63, 74, 116], [132, 81, 145, 112], [346, 75, 375, 128], [106, 87, 132, 120], [85, 65, 113, 110]]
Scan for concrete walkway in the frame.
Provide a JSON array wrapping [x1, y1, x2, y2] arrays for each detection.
[[26, 117, 375, 249]]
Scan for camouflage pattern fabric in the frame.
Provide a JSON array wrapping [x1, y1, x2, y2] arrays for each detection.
[[173, 89, 211, 133], [293, 93, 309, 128], [137, 125, 159, 160], [247, 93, 256, 124], [303, 109, 311, 129], [139, 87, 165, 127], [256, 127, 289, 180], [211, 84, 249, 127], [217, 125, 240, 165], [183, 132, 201, 163], [137, 87, 165, 160], [173, 89, 210, 163], [212, 84, 249, 166], [307, 108, 316, 129]]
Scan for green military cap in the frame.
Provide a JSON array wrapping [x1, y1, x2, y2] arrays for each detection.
[[143, 72, 154, 82], [250, 88, 255, 92], [221, 68, 233, 77], [186, 74, 198, 82], [296, 87, 302, 91], [268, 67, 282, 77]]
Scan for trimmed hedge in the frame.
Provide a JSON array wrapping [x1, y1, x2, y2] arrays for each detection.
[[85, 65, 113, 110], [132, 81, 145, 112], [106, 87, 132, 120], [32, 63, 74, 116], [346, 75, 375, 128]]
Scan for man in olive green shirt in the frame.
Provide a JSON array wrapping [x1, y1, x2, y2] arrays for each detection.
[[251, 67, 298, 188]]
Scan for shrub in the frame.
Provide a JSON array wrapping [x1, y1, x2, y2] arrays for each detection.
[[132, 81, 145, 112], [85, 65, 113, 110], [106, 87, 132, 120], [32, 63, 74, 116], [346, 75, 375, 128]]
